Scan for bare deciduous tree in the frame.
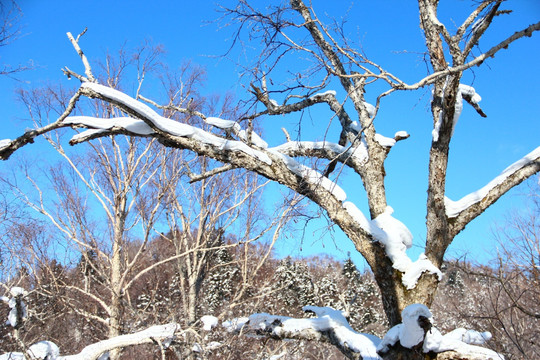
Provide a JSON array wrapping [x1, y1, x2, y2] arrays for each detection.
[[1, 1, 539, 359], [0, 0, 33, 77]]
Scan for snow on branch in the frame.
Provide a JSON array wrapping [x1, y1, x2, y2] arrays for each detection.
[[60, 323, 180, 360], [0, 341, 60, 360], [378, 304, 503, 360], [73, 82, 272, 164], [0, 324, 179, 360], [446, 146, 540, 219], [204, 117, 268, 148], [271, 139, 369, 170], [270, 151, 348, 201], [1, 287, 28, 328], [343, 203, 442, 289], [432, 84, 484, 143], [224, 304, 501, 360], [225, 306, 381, 360]]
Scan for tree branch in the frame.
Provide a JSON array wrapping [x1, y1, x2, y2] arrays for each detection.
[[448, 147, 540, 238], [66, 29, 96, 83], [0, 91, 82, 160], [60, 323, 181, 360]]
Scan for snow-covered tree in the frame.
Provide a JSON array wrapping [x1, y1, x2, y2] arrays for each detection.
[[204, 242, 240, 313], [1, 0, 539, 359], [342, 258, 360, 281], [274, 257, 316, 309]]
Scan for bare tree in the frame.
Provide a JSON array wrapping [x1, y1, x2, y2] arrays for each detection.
[[1, 1, 539, 359], [476, 179, 539, 359], [1, 43, 291, 359], [0, 0, 33, 77]]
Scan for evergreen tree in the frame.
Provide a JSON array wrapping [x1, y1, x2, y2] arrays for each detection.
[[204, 245, 239, 313], [274, 258, 316, 309]]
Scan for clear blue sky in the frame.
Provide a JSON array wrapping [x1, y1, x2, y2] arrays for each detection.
[[1, 1, 539, 268]]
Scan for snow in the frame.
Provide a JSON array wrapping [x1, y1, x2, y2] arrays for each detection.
[[432, 115, 442, 142], [206, 117, 268, 148], [192, 343, 202, 353], [205, 117, 238, 130], [245, 306, 381, 360], [424, 328, 503, 359], [377, 325, 400, 353], [372, 206, 413, 249], [459, 84, 482, 104], [206, 342, 222, 351], [0, 341, 59, 360], [70, 129, 110, 142], [237, 129, 268, 148], [445, 146, 540, 217], [400, 304, 432, 348], [0, 304, 502, 360], [378, 304, 433, 352], [28, 341, 60, 359], [64, 116, 155, 135], [432, 83, 482, 142], [7, 294, 27, 328], [350, 121, 362, 133], [78, 83, 272, 164], [0, 139, 11, 149], [60, 323, 180, 360], [377, 304, 503, 359], [201, 315, 219, 331], [271, 140, 368, 164], [343, 204, 442, 289], [374, 134, 396, 147], [444, 328, 491, 345], [348, 103, 377, 133], [313, 90, 337, 97], [401, 254, 442, 290], [222, 317, 249, 332], [394, 130, 409, 138], [10, 287, 26, 296], [271, 151, 347, 201], [363, 102, 376, 118], [0, 353, 24, 360], [269, 351, 287, 360]]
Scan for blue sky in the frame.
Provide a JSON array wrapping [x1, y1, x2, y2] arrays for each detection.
[[1, 1, 539, 268]]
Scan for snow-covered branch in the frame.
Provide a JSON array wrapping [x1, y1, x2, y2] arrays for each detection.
[[224, 304, 502, 360], [0, 91, 82, 160], [61, 82, 435, 291], [60, 323, 180, 360], [1, 287, 27, 329], [343, 204, 442, 289], [76, 83, 273, 164], [378, 304, 502, 360], [271, 140, 368, 173], [225, 306, 381, 360], [0, 324, 180, 360], [447, 146, 540, 235]]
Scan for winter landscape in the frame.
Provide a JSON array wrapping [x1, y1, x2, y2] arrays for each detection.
[[0, 1, 539, 359]]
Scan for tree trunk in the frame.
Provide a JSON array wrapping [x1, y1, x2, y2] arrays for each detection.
[[109, 205, 127, 360]]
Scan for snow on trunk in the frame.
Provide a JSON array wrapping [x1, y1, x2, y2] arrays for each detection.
[[432, 84, 482, 142], [343, 203, 442, 289]]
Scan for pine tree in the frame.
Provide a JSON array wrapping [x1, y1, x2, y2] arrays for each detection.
[[342, 258, 360, 281], [204, 245, 239, 313], [274, 257, 316, 309]]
